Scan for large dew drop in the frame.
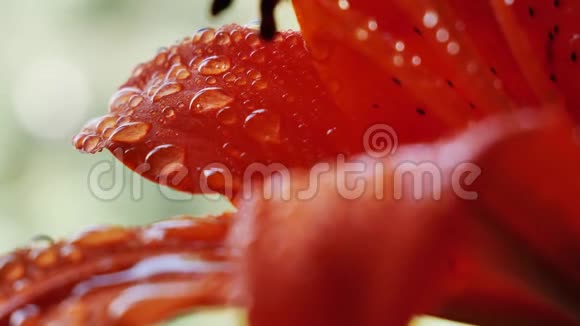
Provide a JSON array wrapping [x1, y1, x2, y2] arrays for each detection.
[[109, 122, 151, 143], [145, 144, 186, 178], [189, 88, 234, 113], [153, 83, 183, 101], [198, 55, 231, 75], [82, 135, 101, 153], [109, 87, 141, 113], [243, 109, 281, 144], [96, 115, 117, 133]]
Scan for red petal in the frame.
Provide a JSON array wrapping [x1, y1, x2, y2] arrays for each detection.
[[74, 25, 361, 196], [229, 155, 460, 326], [466, 113, 580, 306], [0, 215, 232, 324], [490, 0, 580, 118], [292, 0, 579, 129], [226, 111, 580, 326]]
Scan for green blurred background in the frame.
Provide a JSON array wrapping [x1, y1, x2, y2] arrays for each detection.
[[0, 0, 298, 252], [0, 1, 467, 325]]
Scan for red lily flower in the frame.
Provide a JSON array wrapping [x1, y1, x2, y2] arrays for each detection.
[[1, 0, 580, 325]]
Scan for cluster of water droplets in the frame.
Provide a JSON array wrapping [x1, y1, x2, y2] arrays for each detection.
[[74, 26, 325, 192], [73, 108, 151, 154]]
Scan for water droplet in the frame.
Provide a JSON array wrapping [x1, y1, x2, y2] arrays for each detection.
[[129, 95, 144, 108], [223, 72, 236, 83], [247, 69, 262, 80], [215, 32, 231, 46], [29, 234, 54, 249], [154, 52, 167, 66], [96, 115, 117, 133], [32, 248, 58, 268], [73, 133, 87, 149], [447, 41, 461, 55], [326, 127, 338, 139], [200, 29, 216, 43], [116, 115, 131, 126], [436, 28, 450, 43], [230, 30, 243, 43], [250, 50, 266, 63], [1, 260, 24, 282], [110, 122, 151, 143], [233, 66, 245, 74], [412, 55, 422, 66], [216, 107, 237, 125], [253, 80, 268, 90], [285, 34, 300, 46], [109, 87, 141, 112], [102, 128, 113, 139], [162, 107, 176, 119], [82, 135, 101, 153], [206, 76, 218, 85], [73, 226, 131, 248], [153, 83, 183, 101], [244, 109, 281, 144], [131, 65, 145, 79], [395, 41, 405, 52], [146, 85, 161, 99], [198, 55, 231, 75], [245, 33, 261, 47], [222, 143, 242, 159], [393, 54, 405, 67], [189, 88, 234, 113], [167, 64, 191, 81], [338, 0, 350, 10], [60, 245, 83, 263], [355, 28, 369, 41], [235, 77, 248, 86], [423, 10, 439, 29], [145, 144, 185, 178], [189, 56, 204, 69]]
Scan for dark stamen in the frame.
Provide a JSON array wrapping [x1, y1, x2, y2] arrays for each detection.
[[416, 108, 426, 115], [211, 0, 233, 16], [211, 0, 280, 40], [260, 0, 280, 40], [413, 27, 423, 36]]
